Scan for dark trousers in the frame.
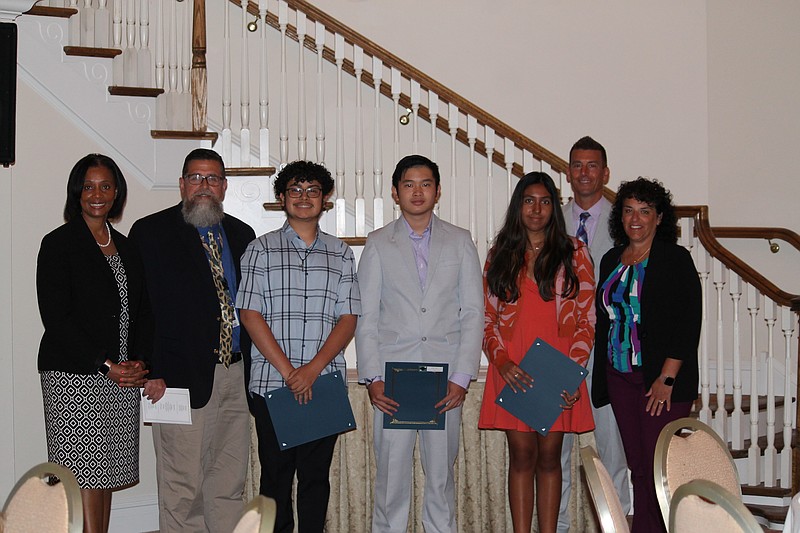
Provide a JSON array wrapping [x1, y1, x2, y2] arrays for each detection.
[[606, 366, 692, 533], [251, 393, 338, 533]]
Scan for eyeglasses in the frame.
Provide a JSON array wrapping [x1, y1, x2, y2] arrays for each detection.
[[183, 173, 225, 187], [286, 186, 323, 198]]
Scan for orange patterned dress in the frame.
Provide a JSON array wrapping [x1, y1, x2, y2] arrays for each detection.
[[479, 238, 596, 433]]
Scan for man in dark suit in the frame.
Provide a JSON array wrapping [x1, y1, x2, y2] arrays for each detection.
[[129, 148, 255, 533]]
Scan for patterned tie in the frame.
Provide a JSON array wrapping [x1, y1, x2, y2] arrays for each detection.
[[202, 231, 235, 367], [575, 211, 590, 245]]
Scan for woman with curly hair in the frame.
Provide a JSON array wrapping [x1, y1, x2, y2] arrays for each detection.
[[479, 172, 595, 533], [592, 177, 701, 532]]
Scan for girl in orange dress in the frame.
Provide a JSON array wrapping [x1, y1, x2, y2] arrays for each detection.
[[479, 172, 596, 533]]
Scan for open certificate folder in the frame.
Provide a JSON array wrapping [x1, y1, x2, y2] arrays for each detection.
[[383, 362, 449, 430], [495, 338, 588, 436], [264, 371, 356, 450]]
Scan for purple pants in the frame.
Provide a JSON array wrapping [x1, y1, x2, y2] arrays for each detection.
[[606, 366, 692, 533]]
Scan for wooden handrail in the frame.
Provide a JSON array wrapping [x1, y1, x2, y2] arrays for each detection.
[[676, 206, 799, 309], [711, 226, 800, 253], [233, 0, 565, 178]]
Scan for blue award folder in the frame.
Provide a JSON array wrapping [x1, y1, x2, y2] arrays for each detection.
[[383, 362, 449, 430], [495, 338, 588, 436], [264, 371, 356, 450]]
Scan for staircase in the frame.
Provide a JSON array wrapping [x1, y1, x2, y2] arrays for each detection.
[[10, 0, 800, 530]]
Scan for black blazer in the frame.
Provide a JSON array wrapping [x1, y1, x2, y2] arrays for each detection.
[[37, 217, 152, 373], [128, 203, 255, 409], [592, 239, 702, 407]]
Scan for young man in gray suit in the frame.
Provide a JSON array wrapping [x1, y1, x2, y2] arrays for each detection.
[[558, 136, 631, 532], [356, 154, 483, 533]]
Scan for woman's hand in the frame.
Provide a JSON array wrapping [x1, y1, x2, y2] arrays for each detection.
[[645, 380, 673, 416], [499, 361, 533, 393], [561, 389, 580, 410], [107, 360, 149, 388]]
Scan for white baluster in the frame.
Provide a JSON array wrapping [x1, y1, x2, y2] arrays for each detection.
[[448, 102, 458, 225], [763, 300, 778, 486], [504, 138, 514, 202], [746, 285, 761, 485], [712, 259, 727, 440], [428, 91, 438, 163], [111, 0, 122, 84], [221, 1, 231, 164], [180, 1, 191, 129], [410, 80, 420, 154], [695, 246, 712, 424], [137, 0, 151, 87], [334, 33, 345, 237], [153, 0, 163, 89], [729, 271, 744, 449], [69, 0, 81, 46], [680, 217, 694, 251], [278, 1, 289, 166], [95, 0, 110, 48], [122, 0, 136, 86], [372, 57, 383, 230], [523, 150, 534, 174], [164, 0, 177, 129], [467, 115, 477, 245], [296, 12, 307, 161], [390, 67, 401, 221], [485, 126, 495, 249], [314, 21, 325, 165], [780, 306, 795, 488], [81, 0, 95, 47], [258, 0, 270, 169], [353, 45, 365, 237], [240, 3, 251, 166]]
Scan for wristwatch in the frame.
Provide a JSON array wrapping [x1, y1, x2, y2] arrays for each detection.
[[662, 375, 675, 387], [97, 361, 112, 376]]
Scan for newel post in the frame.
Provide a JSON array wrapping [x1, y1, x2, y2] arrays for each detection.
[[191, 0, 207, 132]]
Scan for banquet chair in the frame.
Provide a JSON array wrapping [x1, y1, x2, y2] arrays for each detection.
[[654, 417, 740, 529], [669, 479, 761, 533], [580, 445, 630, 533], [1, 462, 82, 533], [232, 495, 276, 533]]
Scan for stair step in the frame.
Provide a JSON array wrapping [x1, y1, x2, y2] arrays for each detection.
[[341, 237, 367, 246], [25, 5, 77, 17], [695, 394, 787, 416], [742, 482, 793, 498], [226, 167, 276, 177], [729, 429, 798, 458], [150, 130, 219, 143], [744, 502, 787, 527], [263, 201, 333, 212], [108, 86, 164, 98], [63, 46, 121, 59]]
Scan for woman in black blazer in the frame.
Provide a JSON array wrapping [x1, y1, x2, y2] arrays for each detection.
[[37, 154, 151, 533], [591, 178, 701, 533]]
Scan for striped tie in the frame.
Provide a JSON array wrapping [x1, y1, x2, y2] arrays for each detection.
[[576, 211, 590, 245]]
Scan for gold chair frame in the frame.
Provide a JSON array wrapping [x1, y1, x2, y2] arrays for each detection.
[[233, 495, 277, 533], [669, 479, 761, 533], [2, 462, 83, 533], [654, 417, 740, 528], [580, 445, 630, 533]]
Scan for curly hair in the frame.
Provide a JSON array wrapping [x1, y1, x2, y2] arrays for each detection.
[[63, 154, 128, 223], [608, 177, 678, 246], [273, 160, 335, 198], [487, 172, 578, 303]]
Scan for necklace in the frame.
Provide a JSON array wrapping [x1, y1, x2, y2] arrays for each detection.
[[95, 222, 112, 248], [528, 241, 545, 252], [625, 246, 651, 265]]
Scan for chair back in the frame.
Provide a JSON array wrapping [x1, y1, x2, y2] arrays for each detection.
[[2, 462, 82, 533], [654, 417, 740, 528], [669, 479, 761, 533], [232, 495, 277, 533], [580, 445, 630, 533]]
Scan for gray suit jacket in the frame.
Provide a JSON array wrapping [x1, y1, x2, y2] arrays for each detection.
[[562, 197, 614, 281], [355, 215, 484, 381]]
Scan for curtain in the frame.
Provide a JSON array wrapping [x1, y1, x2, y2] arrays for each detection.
[[246, 382, 601, 532]]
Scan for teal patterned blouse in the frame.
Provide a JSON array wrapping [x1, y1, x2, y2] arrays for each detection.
[[599, 259, 649, 373]]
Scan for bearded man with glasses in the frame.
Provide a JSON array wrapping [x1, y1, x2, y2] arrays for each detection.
[[129, 148, 255, 533]]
